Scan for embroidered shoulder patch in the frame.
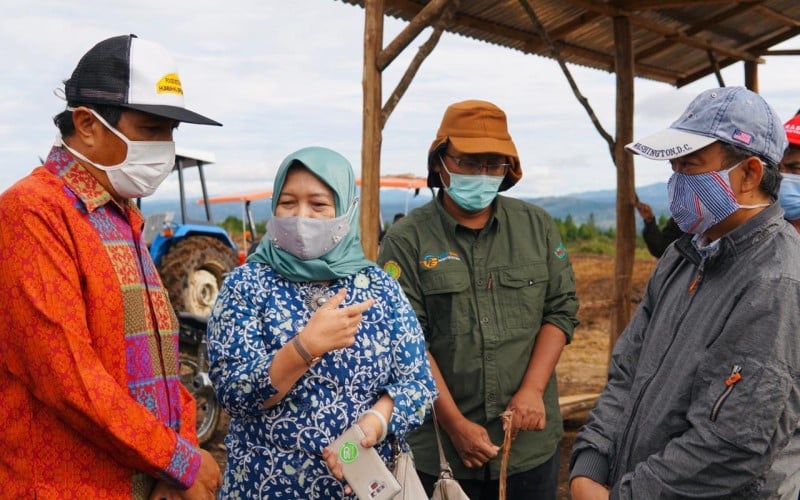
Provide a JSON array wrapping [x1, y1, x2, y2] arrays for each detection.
[[383, 260, 401, 279], [420, 251, 460, 269], [554, 242, 567, 259]]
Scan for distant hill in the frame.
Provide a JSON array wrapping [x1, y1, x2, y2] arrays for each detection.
[[141, 183, 670, 231], [522, 182, 669, 230]]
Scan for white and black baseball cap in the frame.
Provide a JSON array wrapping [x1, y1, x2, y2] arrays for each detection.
[[65, 34, 220, 126]]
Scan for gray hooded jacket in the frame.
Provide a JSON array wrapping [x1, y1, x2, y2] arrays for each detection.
[[571, 202, 800, 499]]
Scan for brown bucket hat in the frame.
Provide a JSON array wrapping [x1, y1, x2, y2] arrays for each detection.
[[427, 100, 521, 191]]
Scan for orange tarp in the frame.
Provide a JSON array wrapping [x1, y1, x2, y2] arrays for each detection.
[[200, 174, 427, 205]]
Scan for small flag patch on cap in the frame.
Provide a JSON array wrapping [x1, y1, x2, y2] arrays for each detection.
[[732, 129, 753, 145]]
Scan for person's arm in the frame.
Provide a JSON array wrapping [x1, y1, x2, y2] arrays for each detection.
[[569, 260, 660, 489], [504, 323, 566, 434], [661, 218, 684, 246], [262, 289, 374, 408], [375, 275, 438, 438], [637, 202, 667, 258], [207, 269, 377, 414], [428, 352, 500, 468], [611, 278, 800, 499], [206, 267, 282, 417], [0, 201, 201, 489], [504, 215, 577, 432], [378, 232, 499, 468], [640, 219, 671, 258]]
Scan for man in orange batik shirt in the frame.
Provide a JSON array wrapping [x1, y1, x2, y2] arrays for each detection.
[[0, 34, 222, 499]]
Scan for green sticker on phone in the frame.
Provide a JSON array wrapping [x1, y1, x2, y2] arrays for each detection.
[[339, 441, 359, 463]]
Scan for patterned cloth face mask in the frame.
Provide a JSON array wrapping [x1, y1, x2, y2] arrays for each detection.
[[778, 172, 800, 221], [438, 156, 504, 211], [266, 198, 358, 260], [668, 160, 768, 235]]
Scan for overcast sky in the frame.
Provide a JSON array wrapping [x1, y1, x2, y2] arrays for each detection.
[[2, 0, 798, 202]]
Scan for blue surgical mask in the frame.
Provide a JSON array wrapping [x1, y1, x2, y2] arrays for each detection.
[[779, 172, 800, 221], [668, 160, 767, 235], [439, 156, 504, 211]]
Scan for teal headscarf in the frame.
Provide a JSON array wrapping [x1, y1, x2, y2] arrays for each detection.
[[247, 146, 374, 282]]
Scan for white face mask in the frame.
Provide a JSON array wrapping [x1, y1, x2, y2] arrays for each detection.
[[58, 107, 175, 199]]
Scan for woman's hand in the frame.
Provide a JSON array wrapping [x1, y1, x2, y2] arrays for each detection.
[[300, 289, 375, 356], [323, 418, 383, 495], [322, 446, 352, 495]]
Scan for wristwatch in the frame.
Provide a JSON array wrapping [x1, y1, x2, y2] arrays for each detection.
[[292, 335, 320, 366]]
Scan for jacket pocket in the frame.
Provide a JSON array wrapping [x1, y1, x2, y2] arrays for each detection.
[[709, 365, 742, 422], [419, 268, 471, 340], [701, 360, 791, 454], [495, 262, 548, 331]]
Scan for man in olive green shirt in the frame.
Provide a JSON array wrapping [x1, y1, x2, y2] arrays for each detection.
[[378, 100, 579, 499]]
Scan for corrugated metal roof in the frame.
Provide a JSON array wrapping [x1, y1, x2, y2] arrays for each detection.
[[336, 0, 800, 87]]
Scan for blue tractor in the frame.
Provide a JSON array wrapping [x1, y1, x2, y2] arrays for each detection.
[[141, 149, 238, 444], [142, 148, 239, 318]]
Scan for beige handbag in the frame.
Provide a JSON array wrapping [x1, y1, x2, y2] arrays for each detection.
[[430, 407, 470, 500], [390, 439, 428, 500]]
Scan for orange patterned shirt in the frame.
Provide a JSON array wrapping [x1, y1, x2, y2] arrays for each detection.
[[0, 147, 201, 498]]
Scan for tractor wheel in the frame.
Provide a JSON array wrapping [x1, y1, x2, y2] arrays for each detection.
[[179, 349, 222, 445], [159, 236, 237, 316]]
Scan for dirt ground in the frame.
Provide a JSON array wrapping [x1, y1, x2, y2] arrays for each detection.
[[203, 253, 658, 499]]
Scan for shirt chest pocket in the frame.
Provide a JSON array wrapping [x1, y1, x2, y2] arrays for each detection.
[[420, 268, 471, 339], [495, 263, 548, 331]]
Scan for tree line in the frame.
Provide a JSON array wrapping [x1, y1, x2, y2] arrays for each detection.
[[219, 213, 653, 256]]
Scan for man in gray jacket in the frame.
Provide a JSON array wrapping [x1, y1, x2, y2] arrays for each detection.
[[570, 86, 800, 499]]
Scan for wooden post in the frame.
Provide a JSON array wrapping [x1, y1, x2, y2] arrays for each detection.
[[611, 15, 635, 352], [362, 0, 384, 260], [744, 61, 759, 93]]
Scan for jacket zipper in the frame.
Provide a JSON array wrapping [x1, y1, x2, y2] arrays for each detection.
[[612, 259, 706, 479], [710, 365, 742, 422], [688, 268, 703, 295]]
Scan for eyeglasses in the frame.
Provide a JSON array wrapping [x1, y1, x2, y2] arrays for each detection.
[[442, 152, 510, 175]]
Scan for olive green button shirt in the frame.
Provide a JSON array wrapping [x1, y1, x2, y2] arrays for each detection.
[[377, 194, 579, 480]]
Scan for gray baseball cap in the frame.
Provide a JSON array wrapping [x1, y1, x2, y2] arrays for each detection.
[[626, 87, 787, 165]]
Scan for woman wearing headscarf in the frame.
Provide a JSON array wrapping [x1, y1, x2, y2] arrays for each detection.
[[207, 146, 437, 498]]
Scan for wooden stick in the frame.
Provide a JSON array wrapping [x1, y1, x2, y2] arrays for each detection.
[[499, 410, 514, 500]]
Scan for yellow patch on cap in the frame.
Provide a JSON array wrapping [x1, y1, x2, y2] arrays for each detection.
[[156, 73, 183, 95], [383, 260, 401, 280]]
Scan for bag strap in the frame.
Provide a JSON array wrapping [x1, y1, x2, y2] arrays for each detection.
[[431, 405, 455, 479]]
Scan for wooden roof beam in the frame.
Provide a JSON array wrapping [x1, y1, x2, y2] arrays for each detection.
[[562, 0, 764, 63], [514, 11, 603, 53], [544, 41, 681, 83], [377, 0, 451, 71], [762, 49, 800, 56], [754, 4, 800, 28], [739, 26, 796, 53], [636, 2, 761, 61], [615, 0, 760, 10], [546, 11, 603, 39], [658, 4, 759, 44], [384, 0, 537, 43], [384, 0, 685, 82]]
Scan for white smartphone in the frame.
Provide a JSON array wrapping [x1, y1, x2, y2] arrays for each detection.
[[330, 423, 401, 500]]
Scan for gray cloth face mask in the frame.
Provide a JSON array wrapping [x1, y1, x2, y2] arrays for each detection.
[[266, 198, 358, 260]]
